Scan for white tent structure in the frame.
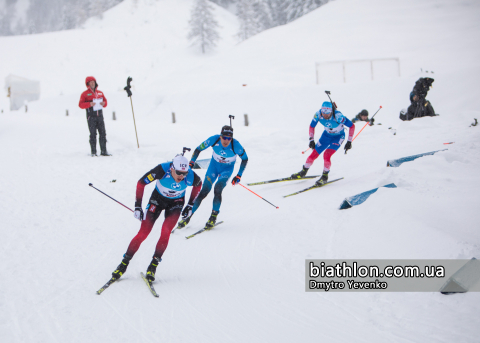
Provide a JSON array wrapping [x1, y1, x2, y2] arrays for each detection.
[[5, 74, 40, 111]]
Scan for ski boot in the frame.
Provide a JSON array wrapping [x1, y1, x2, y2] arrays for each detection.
[[100, 150, 111, 156], [204, 210, 219, 231], [146, 257, 162, 282], [315, 171, 329, 186], [112, 254, 132, 280], [176, 216, 191, 230], [91, 149, 97, 157], [291, 166, 309, 179]]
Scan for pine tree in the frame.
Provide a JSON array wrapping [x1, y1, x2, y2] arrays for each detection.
[[264, 0, 288, 27], [209, 0, 236, 8], [237, 0, 266, 41], [285, 0, 328, 23], [0, 0, 16, 36], [1, 0, 122, 36], [252, 1, 271, 32], [188, 0, 221, 54]]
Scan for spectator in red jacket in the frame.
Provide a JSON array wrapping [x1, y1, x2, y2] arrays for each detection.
[[79, 76, 110, 156]]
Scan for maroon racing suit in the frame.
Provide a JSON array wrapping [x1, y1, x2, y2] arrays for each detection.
[[125, 163, 202, 259]]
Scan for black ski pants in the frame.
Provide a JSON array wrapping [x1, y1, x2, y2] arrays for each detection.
[[87, 114, 107, 154]]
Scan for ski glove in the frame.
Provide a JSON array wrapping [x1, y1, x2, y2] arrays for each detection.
[[344, 141, 352, 151], [134, 207, 144, 221], [231, 175, 241, 186], [309, 139, 316, 150], [189, 161, 195, 168], [182, 205, 193, 219]]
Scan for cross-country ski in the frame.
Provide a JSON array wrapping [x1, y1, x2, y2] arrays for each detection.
[[247, 175, 320, 186], [96, 277, 117, 295], [185, 221, 224, 239], [283, 177, 344, 198], [140, 272, 159, 298]]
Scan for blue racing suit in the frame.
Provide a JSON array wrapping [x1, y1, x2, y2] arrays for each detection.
[[190, 135, 248, 213]]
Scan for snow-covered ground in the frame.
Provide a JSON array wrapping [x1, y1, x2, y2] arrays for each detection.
[[1, 0, 480, 342]]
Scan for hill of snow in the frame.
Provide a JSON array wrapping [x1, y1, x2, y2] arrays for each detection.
[[1, 0, 479, 342]]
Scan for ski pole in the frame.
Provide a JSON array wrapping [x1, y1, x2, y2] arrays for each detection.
[[229, 114, 235, 127], [238, 183, 279, 209], [124, 77, 140, 148], [352, 106, 383, 142], [345, 106, 382, 155], [302, 148, 311, 154], [89, 183, 133, 212]]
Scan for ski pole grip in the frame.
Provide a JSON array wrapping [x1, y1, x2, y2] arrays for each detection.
[[124, 77, 133, 97]]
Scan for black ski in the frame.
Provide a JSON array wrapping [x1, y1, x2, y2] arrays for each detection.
[[185, 221, 224, 239], [283, 177, 344, 198], [96, 277, 117, 295], [247, 175, 320, 186], [140, 272, 159, 297]]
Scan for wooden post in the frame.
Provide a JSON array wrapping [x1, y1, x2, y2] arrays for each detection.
[[112, 111, 116, 120], [244, 114, 249, 126], [66, 110, 69, 116], [172, 112, 176, 123]]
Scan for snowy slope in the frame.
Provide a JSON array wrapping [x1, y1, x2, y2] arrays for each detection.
[[1, 0, 480, 342]]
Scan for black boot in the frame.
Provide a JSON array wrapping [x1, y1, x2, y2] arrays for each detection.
[[291, 166, 309, 179], [99, 136, 110, 156], [205, 210, 219, 230], [90, 140, 97, 157], [315, 171, 329, 186], [146, 257, 162, 282], [112, 254, 132, 280]]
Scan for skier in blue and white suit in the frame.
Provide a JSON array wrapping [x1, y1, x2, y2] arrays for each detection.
[[177, 125, 248, 230], [291, 101, 355, 185]]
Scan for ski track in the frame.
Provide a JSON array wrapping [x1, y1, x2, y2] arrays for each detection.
[[2, 0, 480, 342]]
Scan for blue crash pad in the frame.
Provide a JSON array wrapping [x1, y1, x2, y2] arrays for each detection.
[[339, 183, 397, 210], [387, 149, 447, 167]]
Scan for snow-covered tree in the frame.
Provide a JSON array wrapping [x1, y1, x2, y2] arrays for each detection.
[[264, 0, 288, 26], [188, 0, 221, 54], [237, 0, 269, 41], [209, 0, 236, 9], [0, 0, 16, 36], [285, 0, 328, 23], [0, 0, 123, 36]]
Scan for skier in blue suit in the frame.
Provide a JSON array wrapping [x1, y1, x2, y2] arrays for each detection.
[[291, 101, 355, 185], [177, 125, 248, 230]]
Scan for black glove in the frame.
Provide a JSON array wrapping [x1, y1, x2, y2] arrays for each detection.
[[134, 207, 144, 221], [369, 118, 375, 126], [344, 141, 352, 151], [231, 175, 241, 186], [309, 139, 316, 150], [182, 205, 193, 219], [189, 161, 195, 168]]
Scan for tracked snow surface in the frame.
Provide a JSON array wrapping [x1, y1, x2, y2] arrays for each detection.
[[1, 0, 479, 342]]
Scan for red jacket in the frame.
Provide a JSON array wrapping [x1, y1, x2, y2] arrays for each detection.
[[79, 76, 108, 116]]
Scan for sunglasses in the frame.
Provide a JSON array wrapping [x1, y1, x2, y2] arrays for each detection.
[[174, 169, 188, 177], [221, 136, 232, 141]]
